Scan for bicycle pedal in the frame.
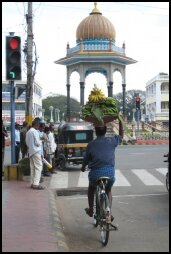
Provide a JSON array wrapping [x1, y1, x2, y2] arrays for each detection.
[[111, 223, 119, 231]]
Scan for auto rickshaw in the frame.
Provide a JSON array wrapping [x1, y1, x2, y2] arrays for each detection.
[[56, 121, 94, 170]]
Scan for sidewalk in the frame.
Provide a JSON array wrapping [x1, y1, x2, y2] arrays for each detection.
[[2, 175, 69, 252]]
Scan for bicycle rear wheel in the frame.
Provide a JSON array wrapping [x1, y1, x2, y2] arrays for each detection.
[[93, 190, 100, 227], [100, 193, 110, 246]]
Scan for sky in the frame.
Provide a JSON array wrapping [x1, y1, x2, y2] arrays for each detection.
[[2, 2, 169, 102]]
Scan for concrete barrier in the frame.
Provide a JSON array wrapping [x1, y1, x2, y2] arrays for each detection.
[[4, 164, 23, 181]]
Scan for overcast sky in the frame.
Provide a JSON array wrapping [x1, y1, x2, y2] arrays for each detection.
[[2, 2, 169, 102]]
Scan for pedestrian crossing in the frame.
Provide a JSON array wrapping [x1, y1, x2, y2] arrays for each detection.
[[49, 168, 167, 189]]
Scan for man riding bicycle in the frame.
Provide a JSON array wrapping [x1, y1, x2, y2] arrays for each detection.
[[81, 125, 122, 217]]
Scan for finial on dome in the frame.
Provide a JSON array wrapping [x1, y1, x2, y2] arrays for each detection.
[[90, 2, 102, 15]]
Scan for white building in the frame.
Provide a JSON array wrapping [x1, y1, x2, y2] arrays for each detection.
[[145, 72, 169, 125], [2, 80, 43, 125]]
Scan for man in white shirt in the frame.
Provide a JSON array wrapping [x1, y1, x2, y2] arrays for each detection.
[[26, 119, 44, 190], [15, 123, 21, 163]]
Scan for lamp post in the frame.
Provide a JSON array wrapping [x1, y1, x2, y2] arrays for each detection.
[[55, 108, 60, 123], [132, 108, 136, 139], [49, 106, 54, 123]]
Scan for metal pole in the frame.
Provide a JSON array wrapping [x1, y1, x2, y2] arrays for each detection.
[[10, 80, 16, 164], [137, 109, 139, 136], [26, 2, 33, 125]]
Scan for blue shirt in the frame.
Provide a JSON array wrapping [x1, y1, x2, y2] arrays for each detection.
[[15, 129, 20, 145], [83, 135, 121, 170]]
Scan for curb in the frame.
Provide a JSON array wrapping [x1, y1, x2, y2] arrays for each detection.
[[135, 140, 169, 145], [48, 189, 69, 252]]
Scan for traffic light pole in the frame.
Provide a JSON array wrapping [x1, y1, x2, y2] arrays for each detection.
[[10, 80, 16, 164]]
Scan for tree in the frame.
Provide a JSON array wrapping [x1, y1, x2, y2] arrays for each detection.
[[42, 95, 81, 122], [113, 89, 146, 121]]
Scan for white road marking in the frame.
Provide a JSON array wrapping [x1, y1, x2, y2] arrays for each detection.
[[132, 169, 163, 185], [49, 171, 68, 189], [78, 171, 89, 187], [114, 170, 131, 186], [155, 168, 168, 175]]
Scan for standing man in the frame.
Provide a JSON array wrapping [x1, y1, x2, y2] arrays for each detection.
[[2, 120, 8, 175], [20, 121, 28, 158], [15, 123, 21, 163], [26, 119, 44, 190]]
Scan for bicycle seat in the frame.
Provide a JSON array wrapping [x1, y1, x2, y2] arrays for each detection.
[[96, 176, 111, 185]]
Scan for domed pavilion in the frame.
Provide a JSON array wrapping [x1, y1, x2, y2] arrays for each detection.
[[55, 2, 137, 118]]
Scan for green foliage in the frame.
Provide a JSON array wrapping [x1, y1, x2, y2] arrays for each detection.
[[113, 89, 146, 121], [42, 95, 81, 122]]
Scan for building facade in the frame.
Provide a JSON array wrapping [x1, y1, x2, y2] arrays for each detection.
[[145, 72, 169, 125], [2, 80, 43, 126]]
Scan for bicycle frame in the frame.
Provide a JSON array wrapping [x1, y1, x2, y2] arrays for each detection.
[[93, 176, 118, 246]]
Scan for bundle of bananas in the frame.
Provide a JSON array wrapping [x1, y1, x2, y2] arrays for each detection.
[[88, 84, 106, 103], [81, 85, 119, 125]]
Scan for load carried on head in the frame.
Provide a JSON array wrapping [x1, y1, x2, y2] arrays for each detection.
[[81, 84, 120, 126]]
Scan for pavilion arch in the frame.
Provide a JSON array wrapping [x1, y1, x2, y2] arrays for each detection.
[[55, 3, 137, 118]]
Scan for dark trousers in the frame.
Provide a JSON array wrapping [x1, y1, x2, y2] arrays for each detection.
[[15, 143, 20, 163]]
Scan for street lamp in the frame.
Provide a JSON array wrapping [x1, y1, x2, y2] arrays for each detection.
[[49, 106, 54, 123], [55, 108, 60, 123], [132, 108, 136, 139]]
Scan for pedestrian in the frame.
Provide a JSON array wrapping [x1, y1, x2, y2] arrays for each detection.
[[43, 125, 57, 174], [49, 124, 57, 171], [2, 120, 9, 175], [81, 125, 122, 217], [15, 123, 21, 163], [38, 122, 51, 177], [26, 119, 44, 190], [20, 121, 28, 158]]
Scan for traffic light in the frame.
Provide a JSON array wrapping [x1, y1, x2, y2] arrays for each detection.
[[15, 84, 26, 99], [135, 96, 140, 110], [6, 36, 21, 80]]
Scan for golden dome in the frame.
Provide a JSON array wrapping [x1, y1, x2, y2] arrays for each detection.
[[76, 3, 116, 41]]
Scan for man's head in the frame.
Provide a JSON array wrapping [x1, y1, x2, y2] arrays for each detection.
[[23, 121, 28, 127], [39, 122, 45, 132], [95, 126, 107, 136], [15, 123, 20, 130], [32, 119, 40, 130]]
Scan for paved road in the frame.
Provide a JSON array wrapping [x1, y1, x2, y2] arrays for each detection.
[[50, 145, 169, 252]]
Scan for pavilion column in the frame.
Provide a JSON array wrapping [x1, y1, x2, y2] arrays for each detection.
[[66, 83, 71, 117], [80, 81, 85, 105], [122, 83, 126, 119], [108, 81, 113, 97]]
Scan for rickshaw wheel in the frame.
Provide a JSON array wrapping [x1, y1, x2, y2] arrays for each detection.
[[59, 159, 66, 171]]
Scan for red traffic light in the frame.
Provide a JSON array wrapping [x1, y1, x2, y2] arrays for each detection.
[[9, 38, 20, 49]]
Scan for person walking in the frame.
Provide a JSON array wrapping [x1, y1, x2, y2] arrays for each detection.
[[26, 119, 44, 190], [15, 123, 21, 163], [81, 125, 122, 217], [20, 121, 28, 158], [2, 120, 8, 175]]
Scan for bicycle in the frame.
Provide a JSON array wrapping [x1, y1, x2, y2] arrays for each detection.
[[93, 176, 118, 246]]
